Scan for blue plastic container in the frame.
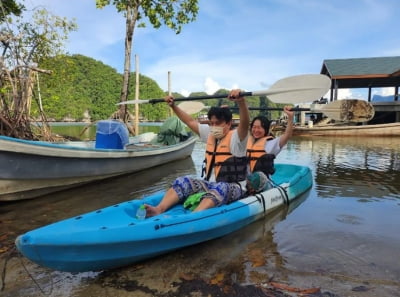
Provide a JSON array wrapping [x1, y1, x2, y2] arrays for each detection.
[[95, 120, 129, 149]]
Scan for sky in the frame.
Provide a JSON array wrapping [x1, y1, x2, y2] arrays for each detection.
[[22, 0, 400, 99]]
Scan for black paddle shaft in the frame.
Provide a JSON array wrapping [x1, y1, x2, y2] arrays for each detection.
[[149, 92, 254, 104], [232, 107, 312, 112]]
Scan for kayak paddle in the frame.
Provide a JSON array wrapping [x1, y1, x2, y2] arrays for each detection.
[[177, 101, 205, 115], [301, 99, 375, 122], [192, 99, 375, 123], [117, 74, 331, 105]]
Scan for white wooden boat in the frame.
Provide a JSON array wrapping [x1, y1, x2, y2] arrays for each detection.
[[0, 132, 196, 201], [292, 122, 400, 137]]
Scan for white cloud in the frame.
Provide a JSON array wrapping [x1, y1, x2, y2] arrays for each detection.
[[331, 87, 396, 101], [231, 83, 240, 90], [144, 53, 314, 96], [381, 87, 396, 96], [180, 89, 191, 97], [327, 88, 367, 101], [204, 77, 220, 95], [370, 87, 396, 100], [338, 89, 354, 99]]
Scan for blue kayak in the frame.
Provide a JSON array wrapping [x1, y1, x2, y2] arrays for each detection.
[[15, 163, 312, 272]]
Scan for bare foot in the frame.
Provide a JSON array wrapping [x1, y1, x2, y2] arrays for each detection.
[[144, 204, 162, 217]]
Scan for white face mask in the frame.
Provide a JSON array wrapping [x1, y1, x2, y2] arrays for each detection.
[[210, 126, 225, 139]]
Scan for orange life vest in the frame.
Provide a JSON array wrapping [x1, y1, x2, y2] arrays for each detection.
[[202, 130, 247, 182], [246, 136, 276, 175]]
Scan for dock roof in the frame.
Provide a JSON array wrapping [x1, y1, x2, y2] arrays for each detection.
[[321, 56, 400, 89]]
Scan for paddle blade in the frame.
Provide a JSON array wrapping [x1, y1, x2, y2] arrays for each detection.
[[313, 99, 375, 122], [265, 74, 331, 104], [178, 101, 205, 114]]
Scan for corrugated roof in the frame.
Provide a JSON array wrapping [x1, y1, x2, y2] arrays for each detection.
[[320, 56, 400, 89], [322, 56, 400, 77]]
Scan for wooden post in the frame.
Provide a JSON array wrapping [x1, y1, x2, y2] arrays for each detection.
[[134, 55, 139, 136], [168, 71, 173, 117]]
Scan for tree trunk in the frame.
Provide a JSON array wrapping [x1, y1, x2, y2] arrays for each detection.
[[119, 3, 139, 122], [260, 95, 269, 118]]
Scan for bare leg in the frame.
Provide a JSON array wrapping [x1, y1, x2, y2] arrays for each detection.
[[193, 197, 216, 212], [145, 187, 180, 217]]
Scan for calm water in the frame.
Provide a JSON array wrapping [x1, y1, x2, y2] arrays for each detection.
[[1, 127, 400, 297]]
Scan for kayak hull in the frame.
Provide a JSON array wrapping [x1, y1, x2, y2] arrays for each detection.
[[15, 163, 312, 272]]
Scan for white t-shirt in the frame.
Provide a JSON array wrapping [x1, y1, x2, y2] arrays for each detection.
[[198, 124, 248, 182], [198, 124, 248, 157], [264, 137, 284, 156]]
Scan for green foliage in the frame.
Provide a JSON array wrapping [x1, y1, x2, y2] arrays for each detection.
[[170, 91, 184, 98], [1, 9, 77, 66], [96, 0, 199, 34], [0, 6, 78, 139], [35, 54, 166, 121], [0, 0, 25, 23], [246, 95, 284, 120], [129, 74, 168, 121]]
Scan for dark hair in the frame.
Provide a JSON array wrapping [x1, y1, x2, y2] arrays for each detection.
[[250, 116, 271, 137], [207, 107, 232, 123]]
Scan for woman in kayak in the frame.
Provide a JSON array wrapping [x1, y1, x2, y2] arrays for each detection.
[[247, 106, 294, 176], [145, 89, 250, 217]]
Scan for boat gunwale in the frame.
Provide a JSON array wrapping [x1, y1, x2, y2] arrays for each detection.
[[0, 135, 198, 158]]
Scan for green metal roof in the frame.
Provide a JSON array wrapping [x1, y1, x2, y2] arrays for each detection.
[[322, 56, 400, 77], [321, 56, 400, 88]]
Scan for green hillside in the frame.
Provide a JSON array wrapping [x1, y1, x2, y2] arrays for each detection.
[[32, 54, 283, 122], [34, 54, 169, 121]]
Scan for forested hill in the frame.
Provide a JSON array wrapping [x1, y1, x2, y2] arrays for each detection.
[[33, 54, 282, 122], [35, 54, 169, 121]]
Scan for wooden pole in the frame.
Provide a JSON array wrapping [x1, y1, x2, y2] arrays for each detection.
[[134, 54, 139, 136], [168, 71, 173, 117]]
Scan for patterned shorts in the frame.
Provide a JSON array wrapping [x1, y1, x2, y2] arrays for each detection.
[[171, 175, 244, 206]]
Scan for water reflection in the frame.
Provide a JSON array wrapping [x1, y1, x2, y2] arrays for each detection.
[[273, 136, 400, 296], [309, 136, 400, 172], [2, 136, 400, 296], [277, 136, 400, 200]]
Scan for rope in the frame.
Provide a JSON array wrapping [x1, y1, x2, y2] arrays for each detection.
[[255, 193, 266, 213], [0, 247, 17, 291], [18, 249, 54, 296], [0, 246, 53, 296]]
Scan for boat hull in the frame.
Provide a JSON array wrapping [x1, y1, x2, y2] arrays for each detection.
[[293, 122, 400, 137], [0, 135, 196, 201], [15, 163, 313, 272]]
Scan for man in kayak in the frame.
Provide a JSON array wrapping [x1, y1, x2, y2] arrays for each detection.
[[145, 89, 250, 217], [247, 107, 294, 176]]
